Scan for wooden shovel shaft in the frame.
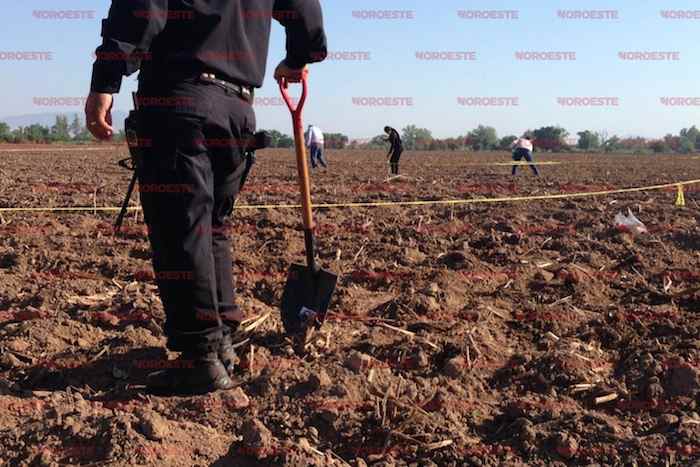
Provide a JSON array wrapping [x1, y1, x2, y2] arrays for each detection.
[[279, 74, 317, 270], [292, 114, 314, 231]]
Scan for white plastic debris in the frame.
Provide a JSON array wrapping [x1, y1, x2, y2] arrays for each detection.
[[614, 209, 648, 235]]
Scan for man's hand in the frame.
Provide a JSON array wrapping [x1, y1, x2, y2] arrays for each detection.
[[85, 92, 114, 140], [274, 60, 308, 83]]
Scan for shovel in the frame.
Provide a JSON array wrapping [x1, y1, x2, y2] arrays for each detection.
[[278, 72, 338, 347]]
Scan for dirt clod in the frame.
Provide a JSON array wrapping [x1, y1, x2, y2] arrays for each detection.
[[223, 387, 251, 409], [308, 369, 332, 390], [554, 433, 579, 459], [242, 418, 276, 459], [136, 409, 169, 441], [347, 351, 372, 372], [667, 365, 700, 397], [443, 356, 466, 378]]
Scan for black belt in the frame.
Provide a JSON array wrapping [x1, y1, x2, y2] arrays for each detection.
[[138, 70, 255, 104], [198, 73, 254, 103]]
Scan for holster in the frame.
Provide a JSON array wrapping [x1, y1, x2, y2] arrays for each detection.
[[121, 109, 146, 171], [239, 149, 255, 192], [239, 131, 271, 192], [114, 108, 145, 232]]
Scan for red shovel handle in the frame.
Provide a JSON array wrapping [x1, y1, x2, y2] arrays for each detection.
[[278, 71, 315, 233], [278, 72, 309, 122]]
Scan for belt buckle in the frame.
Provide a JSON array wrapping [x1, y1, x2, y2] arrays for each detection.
[[200, 72, 251, 102]]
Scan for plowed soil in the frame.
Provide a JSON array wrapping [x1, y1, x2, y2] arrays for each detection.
[[1, 147, 699, 466]]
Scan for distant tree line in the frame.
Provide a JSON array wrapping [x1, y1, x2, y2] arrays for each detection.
[[579, 126, 700, 154], [262, 130, 348, 150], [0, 116, 334, 150], [0, 115, 97, 143], [264, 130, 294, 148], [349, 124, 700, 154], [1, 116, 698, 155]]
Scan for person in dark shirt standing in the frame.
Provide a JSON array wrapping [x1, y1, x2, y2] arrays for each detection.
[[85, 0, 327, 395], [384, 126, 403, 175]]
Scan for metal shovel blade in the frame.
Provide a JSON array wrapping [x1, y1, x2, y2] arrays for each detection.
[[281, 263, 337, 336]]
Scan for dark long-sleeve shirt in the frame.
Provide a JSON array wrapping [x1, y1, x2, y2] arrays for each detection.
[[386, 128, 402, 152], [91, 0, 327, 93]]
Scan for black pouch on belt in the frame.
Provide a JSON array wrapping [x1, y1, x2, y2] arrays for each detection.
[[122, 109, 147, 171], [239, 131, 272, 192], [114, 107, 147, 232]]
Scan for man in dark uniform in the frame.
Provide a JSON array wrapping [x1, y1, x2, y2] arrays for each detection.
[[384, 126, 403, 175], [85, 1, 327, 395]]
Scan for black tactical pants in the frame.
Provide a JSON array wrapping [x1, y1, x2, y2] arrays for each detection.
[[135, 77, 255, 352], [389, 148, 403, 175]]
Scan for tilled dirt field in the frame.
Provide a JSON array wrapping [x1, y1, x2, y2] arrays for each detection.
[[0, 147, 699, 466]]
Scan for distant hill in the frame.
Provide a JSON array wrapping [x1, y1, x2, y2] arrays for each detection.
[[0, 111, 128, 131]]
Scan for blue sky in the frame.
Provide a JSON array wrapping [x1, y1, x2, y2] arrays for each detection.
[[1, 0, 698, 139]]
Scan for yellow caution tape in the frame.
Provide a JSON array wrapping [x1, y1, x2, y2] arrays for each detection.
[[1, 178, 698, 214], [676, 184, 686, 207]]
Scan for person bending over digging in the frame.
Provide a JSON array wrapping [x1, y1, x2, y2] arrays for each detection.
[[384, 126, 403, 175], [510, 135, 540, 176], [85, 0, 327, 395]]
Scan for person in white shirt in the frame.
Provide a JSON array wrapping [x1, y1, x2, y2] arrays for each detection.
[[304, 124, 327, 169], [510, 136, 539, 176]]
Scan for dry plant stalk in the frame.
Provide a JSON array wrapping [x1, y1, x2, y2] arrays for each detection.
[[425, 439, 453, 451], [594, 393, 618, 405], [243, 312, 271, 333]]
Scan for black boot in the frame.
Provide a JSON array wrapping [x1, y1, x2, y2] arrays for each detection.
[[219, 332, 237, 376], [146, 350, 235, 395]]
